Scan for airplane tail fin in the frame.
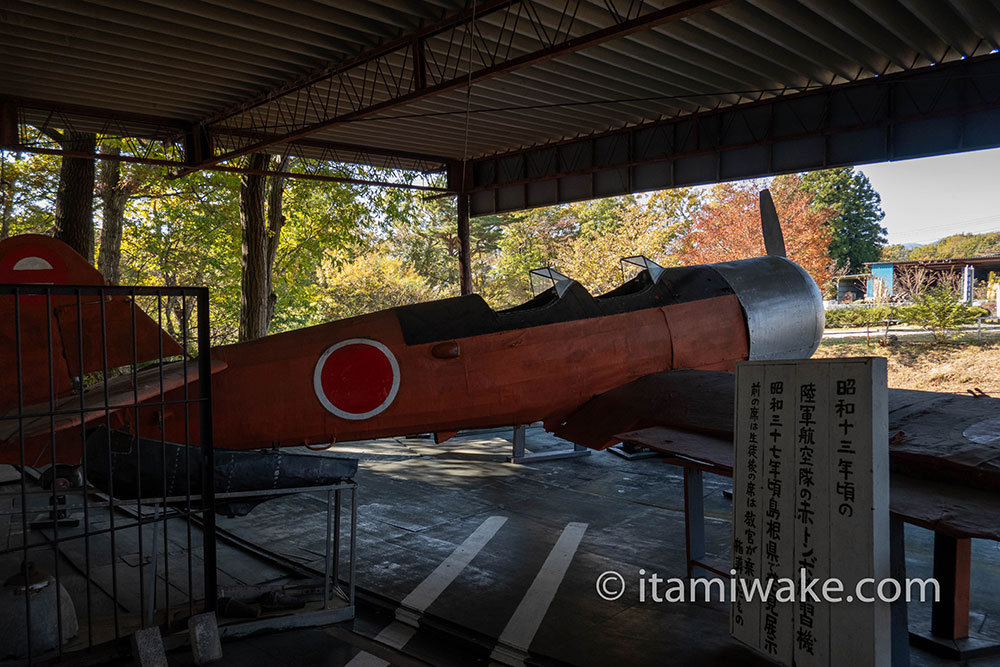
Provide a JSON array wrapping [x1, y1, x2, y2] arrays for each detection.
[[0, 234, 185, 414]]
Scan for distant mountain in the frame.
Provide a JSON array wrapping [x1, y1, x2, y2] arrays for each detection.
[[882, 232, 1000, 261]]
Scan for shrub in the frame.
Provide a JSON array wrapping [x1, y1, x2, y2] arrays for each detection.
[[901, 288, 982, 341], [824, 306, 893, 328]]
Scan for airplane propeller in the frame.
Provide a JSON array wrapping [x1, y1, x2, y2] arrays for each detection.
[[759, 189, 786, 258]]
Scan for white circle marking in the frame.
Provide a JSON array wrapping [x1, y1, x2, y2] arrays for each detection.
[[312, 338, 400, 420], [13, 257, 54, 271]]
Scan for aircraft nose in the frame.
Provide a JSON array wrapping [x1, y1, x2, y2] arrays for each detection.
[[711, 255, 825, 361]]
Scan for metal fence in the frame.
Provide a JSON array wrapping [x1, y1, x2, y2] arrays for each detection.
[[0, 284, 215, 662]]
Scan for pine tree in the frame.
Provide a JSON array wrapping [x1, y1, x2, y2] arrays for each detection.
[[799, 168, 886, 273]]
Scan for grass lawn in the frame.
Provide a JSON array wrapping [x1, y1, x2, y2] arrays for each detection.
[[813, 339, 1000, 394]]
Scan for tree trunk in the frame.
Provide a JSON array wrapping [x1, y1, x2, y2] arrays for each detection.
[[264, 157, 288, 327], [97, 146, 128, 283], [0, 172, 11, 241], [238, 153, 289, 342], [54, 132, 97, 262]]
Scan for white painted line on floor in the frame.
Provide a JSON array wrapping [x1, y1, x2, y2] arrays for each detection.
[[490, 522, 588, 666], [348, 516, 509, 667], [396, 515, 508, 623], [345, 621, 416, 667], [344, 652, 389, 667]]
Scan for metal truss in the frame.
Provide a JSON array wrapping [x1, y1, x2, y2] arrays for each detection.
[[185, 0, 731, 172], [464, 53, 1000, 215], [7, 101, 188, 165], [1, 99, 451, 191]]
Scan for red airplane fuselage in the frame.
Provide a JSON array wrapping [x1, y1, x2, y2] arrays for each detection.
[[0, 234, 824, 465]]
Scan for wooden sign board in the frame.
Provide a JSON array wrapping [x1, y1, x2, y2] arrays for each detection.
[[731, 358, 889, 667]]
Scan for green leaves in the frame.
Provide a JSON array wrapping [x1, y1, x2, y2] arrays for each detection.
[[903, 287, 982, 341], [890, 232, 1000, 261], [798, 168, 887, 272], [5, 149, 904, 342], [314, 250, 440, 321], [1, 152, 62, 238]]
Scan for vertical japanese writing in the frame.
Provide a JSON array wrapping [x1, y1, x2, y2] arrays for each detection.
[[733, 359, 887, 667], [828, 360, 890, 667], [746, 379, 761, 578], [796, 380, 818, 655], [793, 364, 830, 667], [763, 378, 783, 656], [761, 363, 794, 664], [835, 378, 857, 520], [732, 365, 765, 646]]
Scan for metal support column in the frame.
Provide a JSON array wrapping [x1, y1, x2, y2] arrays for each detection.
[[684, 468, 705, 579], [890, 515, 910, 667], [508, 424, 591, 464], [0, 100, 17, 149], [197, 289, 217, 613], [457, 193, 472, 296]]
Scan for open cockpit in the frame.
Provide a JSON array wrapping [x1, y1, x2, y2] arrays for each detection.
[[394, 256, 734, 346]]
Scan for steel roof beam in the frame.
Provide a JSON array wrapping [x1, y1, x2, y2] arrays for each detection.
[[947, 0, 1000, 51], [850, 0, 949, 64], [184, 0, 733, 174], [900, 0, 977, 58], [4, 97, 451, 173], [17, 0, 345, 64], [0, 101, 17, 149], [5, 96, 190, 132], [198, 0, 521, 128], [462, 53, 1000, 215], [4, 3, 315, 78], [210, 130, 452, 170], [2, 143, 450, 191]]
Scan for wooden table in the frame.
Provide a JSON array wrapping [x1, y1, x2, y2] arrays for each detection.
[[618, 425, 1000, 661]]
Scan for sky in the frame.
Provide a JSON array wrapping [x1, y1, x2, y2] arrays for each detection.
[[857, 147, 1000, 246]]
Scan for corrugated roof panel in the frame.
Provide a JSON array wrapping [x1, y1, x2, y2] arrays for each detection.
[[2, 0, 998, 170]]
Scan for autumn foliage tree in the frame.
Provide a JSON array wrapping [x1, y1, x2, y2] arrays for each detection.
[[676, 175, 834, 289], [556, 189, 695, 294]]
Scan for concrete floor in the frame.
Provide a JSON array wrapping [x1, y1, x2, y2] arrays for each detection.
[[194, 426, 1000, 667]]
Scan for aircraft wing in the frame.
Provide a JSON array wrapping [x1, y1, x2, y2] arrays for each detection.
[[0, 358, 227, 466], [615, 425, 733, 468], [610, 391, 1000, 544], [549, 370, 1000, 541], [544, 369, 735, 450], [552, 371, 1000, 491]]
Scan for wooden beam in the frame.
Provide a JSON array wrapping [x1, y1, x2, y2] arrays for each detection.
[[931, 533, 972, 639]]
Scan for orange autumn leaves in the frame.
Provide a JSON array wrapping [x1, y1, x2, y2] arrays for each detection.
[[677, 175, 834, 289]]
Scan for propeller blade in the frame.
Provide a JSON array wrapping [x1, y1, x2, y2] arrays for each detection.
[[759, 189, 786, 258]]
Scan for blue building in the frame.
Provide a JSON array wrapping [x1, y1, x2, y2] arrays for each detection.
[[864, 256, 1000, 301], [866, 263, 895, 297]]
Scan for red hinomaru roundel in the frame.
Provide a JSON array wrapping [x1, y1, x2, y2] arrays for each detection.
[[312, 339, 400, 420]]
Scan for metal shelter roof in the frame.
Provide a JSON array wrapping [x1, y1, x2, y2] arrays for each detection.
[[2, 0, 1000, 208]]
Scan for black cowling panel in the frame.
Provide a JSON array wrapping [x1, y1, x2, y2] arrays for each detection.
[[394, 265, 735, 346], [596, 265, 732, 316], [496, 281, 602, 330], [395, 294, 499, 345]]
